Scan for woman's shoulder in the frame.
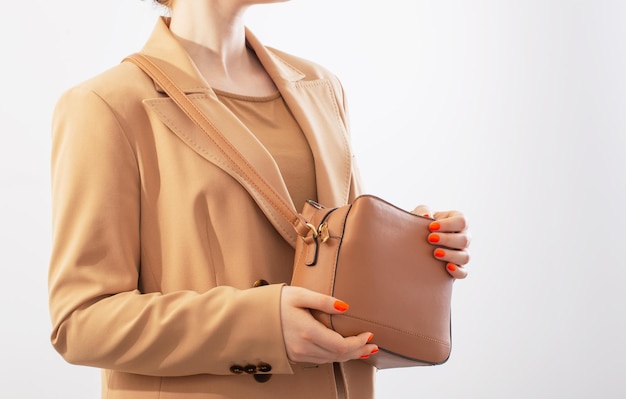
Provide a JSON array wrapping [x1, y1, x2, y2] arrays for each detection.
[[57, 61, 157, 111], [52, 61, 159, 142]]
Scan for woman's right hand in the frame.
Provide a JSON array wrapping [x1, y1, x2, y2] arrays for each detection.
[[280, 286, 378, 364]]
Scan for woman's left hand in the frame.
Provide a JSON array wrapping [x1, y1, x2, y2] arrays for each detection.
[[413, 206, 471, 279]]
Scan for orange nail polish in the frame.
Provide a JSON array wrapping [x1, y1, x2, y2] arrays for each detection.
[[422, 213, 430, 218], [334, 300, 350, 312], [429, 221, 441, 231], [434, 249, 446, 258], [428, 234, 440, 243], [360, 355, 370, 359], [367, 334, 374, 343], [447, 263, 457, 272], [371, 348, 379, 355]]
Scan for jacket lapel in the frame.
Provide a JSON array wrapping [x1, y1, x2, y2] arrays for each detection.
[[245, 29, 352, 209], [133, 17, 352, 246]]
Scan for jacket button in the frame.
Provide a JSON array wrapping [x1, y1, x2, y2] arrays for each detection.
[[230, 365, 244, 374], [254, 374, 272, 383], [244, 364, 258, 374], [253, 279, 269, 287], [257, 363, 272, 373]]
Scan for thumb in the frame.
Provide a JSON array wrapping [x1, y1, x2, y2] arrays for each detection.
[[412, 204, 433, 218], [285, 286, 350, 315]]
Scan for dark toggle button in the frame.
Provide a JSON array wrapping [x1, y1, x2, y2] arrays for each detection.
[[253, 279, 269, 287], [230, 365, 244, 374], [257, 363, 272, 373], [244, 364, 258, 374], [254, 374, 272, 383]]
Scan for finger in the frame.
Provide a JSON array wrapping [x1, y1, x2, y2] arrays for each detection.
[[313, 330, 379, 363], [411, 204, 433, 218], [444, 263, 469, 279], [432, 210, 463, 220], [433, 247, 471, 266], [427, 231, 472, 250], [287, 286, 351, 315], [283, 309, 339, 363], [283, 289, 381, 363], [281, 305, 361, 364], [430, 212, 468, 233], [355, 332, 380, 360], [290, 321, 377, 364]]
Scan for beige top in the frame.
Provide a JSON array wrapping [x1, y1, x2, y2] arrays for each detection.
[[215, 89, 318, 210]]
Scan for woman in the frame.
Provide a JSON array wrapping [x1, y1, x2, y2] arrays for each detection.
[[48, 0, 471, 398]]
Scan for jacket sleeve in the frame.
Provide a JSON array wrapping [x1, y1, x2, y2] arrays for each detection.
[[48, 86, 293, 377]]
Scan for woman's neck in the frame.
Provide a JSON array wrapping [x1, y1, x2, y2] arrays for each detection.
[[168, 1, 278, 96], [169, 2, 249, 75]]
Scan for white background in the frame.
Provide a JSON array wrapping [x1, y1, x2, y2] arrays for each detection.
[[1, 0, 625, 398]]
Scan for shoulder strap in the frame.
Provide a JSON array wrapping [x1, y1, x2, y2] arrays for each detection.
[[123, 53, 313, 240]]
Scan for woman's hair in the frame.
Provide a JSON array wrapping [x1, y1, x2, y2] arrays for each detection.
[[154, 0, 173, 7]]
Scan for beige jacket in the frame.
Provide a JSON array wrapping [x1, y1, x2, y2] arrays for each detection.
[[49, 17, 374, 399]]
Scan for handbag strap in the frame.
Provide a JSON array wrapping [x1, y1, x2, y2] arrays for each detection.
[[123, 53, 314, 239]]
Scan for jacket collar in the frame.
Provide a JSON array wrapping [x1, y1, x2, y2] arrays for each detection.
[[135, 17, 352, 246]]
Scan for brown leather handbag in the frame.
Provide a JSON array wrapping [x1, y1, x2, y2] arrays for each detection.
[[125, 53, 454, 370], [291, 196, 453, 369]]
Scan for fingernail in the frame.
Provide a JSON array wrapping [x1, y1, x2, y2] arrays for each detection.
[[422, 213, 430, 218], [434, 249, 446, 258], [428, 234, 440, 243], [334, 300, 350, 312], [360, 355, 370, 359], [367, 334, 374, 343], [371, 348, 379, 355], [447, 263, 457, 272], [429, 221, 441, 231]]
